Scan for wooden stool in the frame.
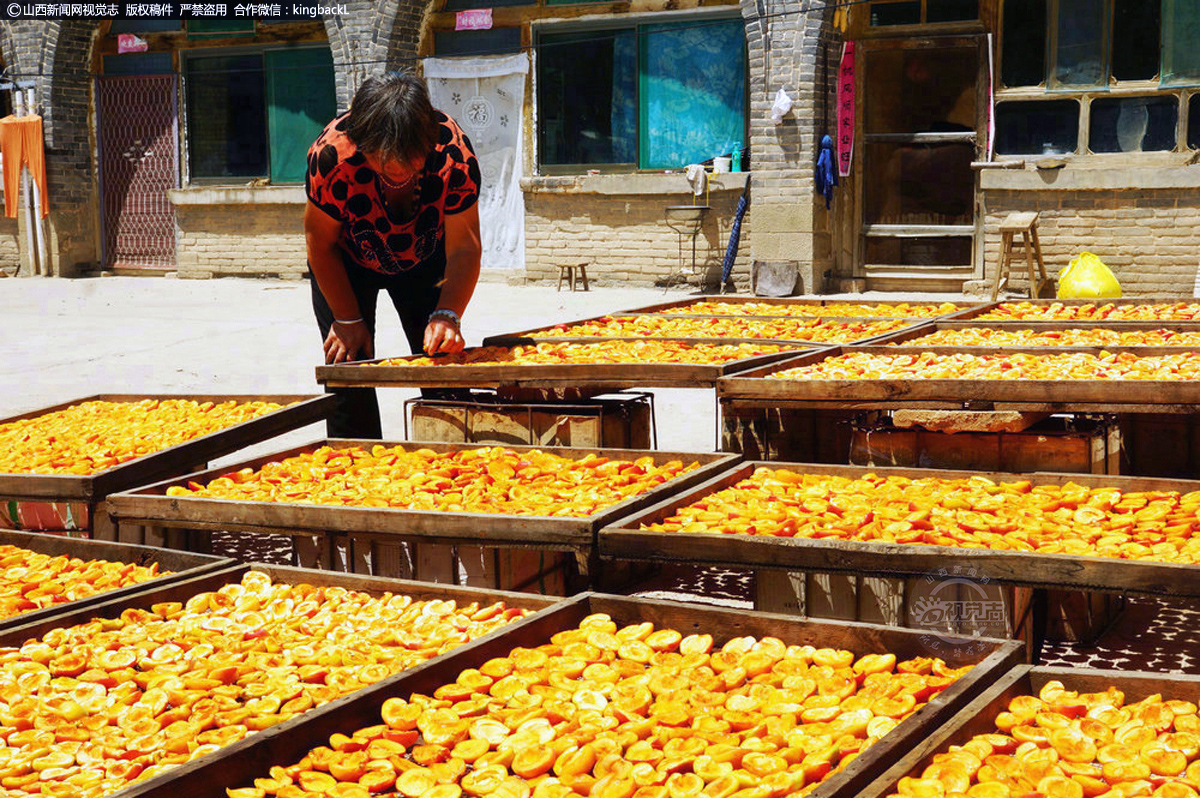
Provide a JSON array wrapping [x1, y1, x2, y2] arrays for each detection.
[[557, 262, 590, 292], [991, 211, 1050, 300]]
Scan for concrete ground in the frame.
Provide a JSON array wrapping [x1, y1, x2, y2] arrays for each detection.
[[0, 274, 961, 461]]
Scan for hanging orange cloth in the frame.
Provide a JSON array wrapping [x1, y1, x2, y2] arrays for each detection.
[[0, 115, 49, 219]]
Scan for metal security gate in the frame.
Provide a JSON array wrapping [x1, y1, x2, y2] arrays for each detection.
[[96, 75, 178, 271]]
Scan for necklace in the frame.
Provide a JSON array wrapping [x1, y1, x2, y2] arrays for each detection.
[[377, 171, 418, 191]]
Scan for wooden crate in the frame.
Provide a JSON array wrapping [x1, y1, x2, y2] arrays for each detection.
[[106, 592, 1023, 798], [754, 570, 1039, 656], [720, 402, 862, 462], [859, 665, 1200, 798], [600, 461, 1200, 596], [106, 439, 739, 592], [850, 415, 1120, 474], [1118, 412, 1200, 479], [409, 390, 652, 450], [719, 345, 1200, 413], [0, 393, 334, 542], [0, 527, 231, 633]]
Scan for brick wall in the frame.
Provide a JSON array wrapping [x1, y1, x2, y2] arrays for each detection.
[[1, 19, 101, 277], [174, 204, 307, 280], [524, 186, 752, 289], [0, 216, 20, 273], [984, 189, 1200, 297]]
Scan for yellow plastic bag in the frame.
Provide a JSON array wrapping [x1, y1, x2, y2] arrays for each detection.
[[1057, 251, 1122, 299]]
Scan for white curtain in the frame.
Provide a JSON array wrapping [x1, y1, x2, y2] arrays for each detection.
[[424, 54, 529, 272]]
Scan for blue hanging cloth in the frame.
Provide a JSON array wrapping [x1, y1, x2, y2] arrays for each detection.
[[815, 134, 838, 210]]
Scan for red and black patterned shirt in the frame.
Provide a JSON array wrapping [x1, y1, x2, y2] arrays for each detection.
[[306, 110, 480, 276]]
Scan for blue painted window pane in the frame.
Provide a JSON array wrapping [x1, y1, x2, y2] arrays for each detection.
[[1089, 95, 1178, 152], [110, 20, 181, 33], [994, 99, 1079, 154], [1163, 0, 1200, 86], [266, 49, 336, 183], [538, 29, 637, 166], [639, 19, 746, 169], [103, 53, 173, 75], [433, 28, 522, 57], [1050, 0, 1108, 88], [186, 53, 268, 178]]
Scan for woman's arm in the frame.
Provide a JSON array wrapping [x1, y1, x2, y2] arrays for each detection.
[[305, 201, 372, 364], [425, 203, 482, 355]]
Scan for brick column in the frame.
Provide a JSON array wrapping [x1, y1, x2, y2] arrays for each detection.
[[739, 0, 838, 294]]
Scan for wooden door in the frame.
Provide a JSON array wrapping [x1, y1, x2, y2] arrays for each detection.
[[858, 38, 984, 292], [96, 74, 179, 272]]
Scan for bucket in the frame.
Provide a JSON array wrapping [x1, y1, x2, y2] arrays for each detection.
[[712, 156, 732, 173]]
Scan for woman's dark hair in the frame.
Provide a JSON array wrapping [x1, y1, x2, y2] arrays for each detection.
[[345, 71, 439, 163]]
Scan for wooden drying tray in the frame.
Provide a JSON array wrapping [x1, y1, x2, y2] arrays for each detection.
[[0, 394, 336, 503], [600, 460, 1200, 596], [0, 560, 559, 654], [871, 321, 1200, 349], [316, 341, 809, 391], [858, 665, 1200, 798], [951, 297, 1200, 324], [614, 295, 975, 318], [0, 560, 561, 798], [0, 527, 232, 634], [106, 589, 1023, 798], [484, 320, 919, 348], [717, 345, 1200, 413], [106, 439, 740, 550]]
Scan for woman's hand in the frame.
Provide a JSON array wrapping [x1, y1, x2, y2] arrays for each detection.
[[324, 319, 373, 364], [424, 318, 465, 355]]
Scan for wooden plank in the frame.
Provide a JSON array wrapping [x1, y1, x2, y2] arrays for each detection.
[[614, 296, 975, 317], [858, 666, 1200, 798], [110, 591, 1022, 798], [598, 461, 1200, 596], [107, 440, 739, 549], [316, 344, 807, 391], [0, 527, 231, 634], [719, 345, 1200, 407], [0, 394, 335, 503]]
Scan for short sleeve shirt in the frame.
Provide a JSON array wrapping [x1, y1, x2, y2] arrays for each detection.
[[306, 110, 481, 277]]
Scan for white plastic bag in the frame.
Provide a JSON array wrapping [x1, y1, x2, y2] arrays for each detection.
[[771, 88, 793, 125]]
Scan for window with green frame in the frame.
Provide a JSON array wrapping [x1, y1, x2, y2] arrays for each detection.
[[536, 17, 747, 171], [184, 47, 335, 182]]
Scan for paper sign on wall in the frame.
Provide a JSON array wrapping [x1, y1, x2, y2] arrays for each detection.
[[836, 41, 855, 178], [456, 9, 493, 30], [118, 34, 149, 54]]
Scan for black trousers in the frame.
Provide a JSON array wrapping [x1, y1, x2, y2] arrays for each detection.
[[311, 261, 442, 440]]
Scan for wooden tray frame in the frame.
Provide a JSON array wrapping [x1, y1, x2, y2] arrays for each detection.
[[873, 321, 1200, 349], [0, 561, 559, 652], [600, 460, 1200, 596], [858, 665, 1200, 798], [0, 528, 231, 633], [316, 343, 807, 390], [615, 296, 975, 318], [952, 298, 1200, 324], [718, 346, 1200, 412], [106, 589, 1023, 798], [106, 439, 740, 549], [0, 394, 336, 503]]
